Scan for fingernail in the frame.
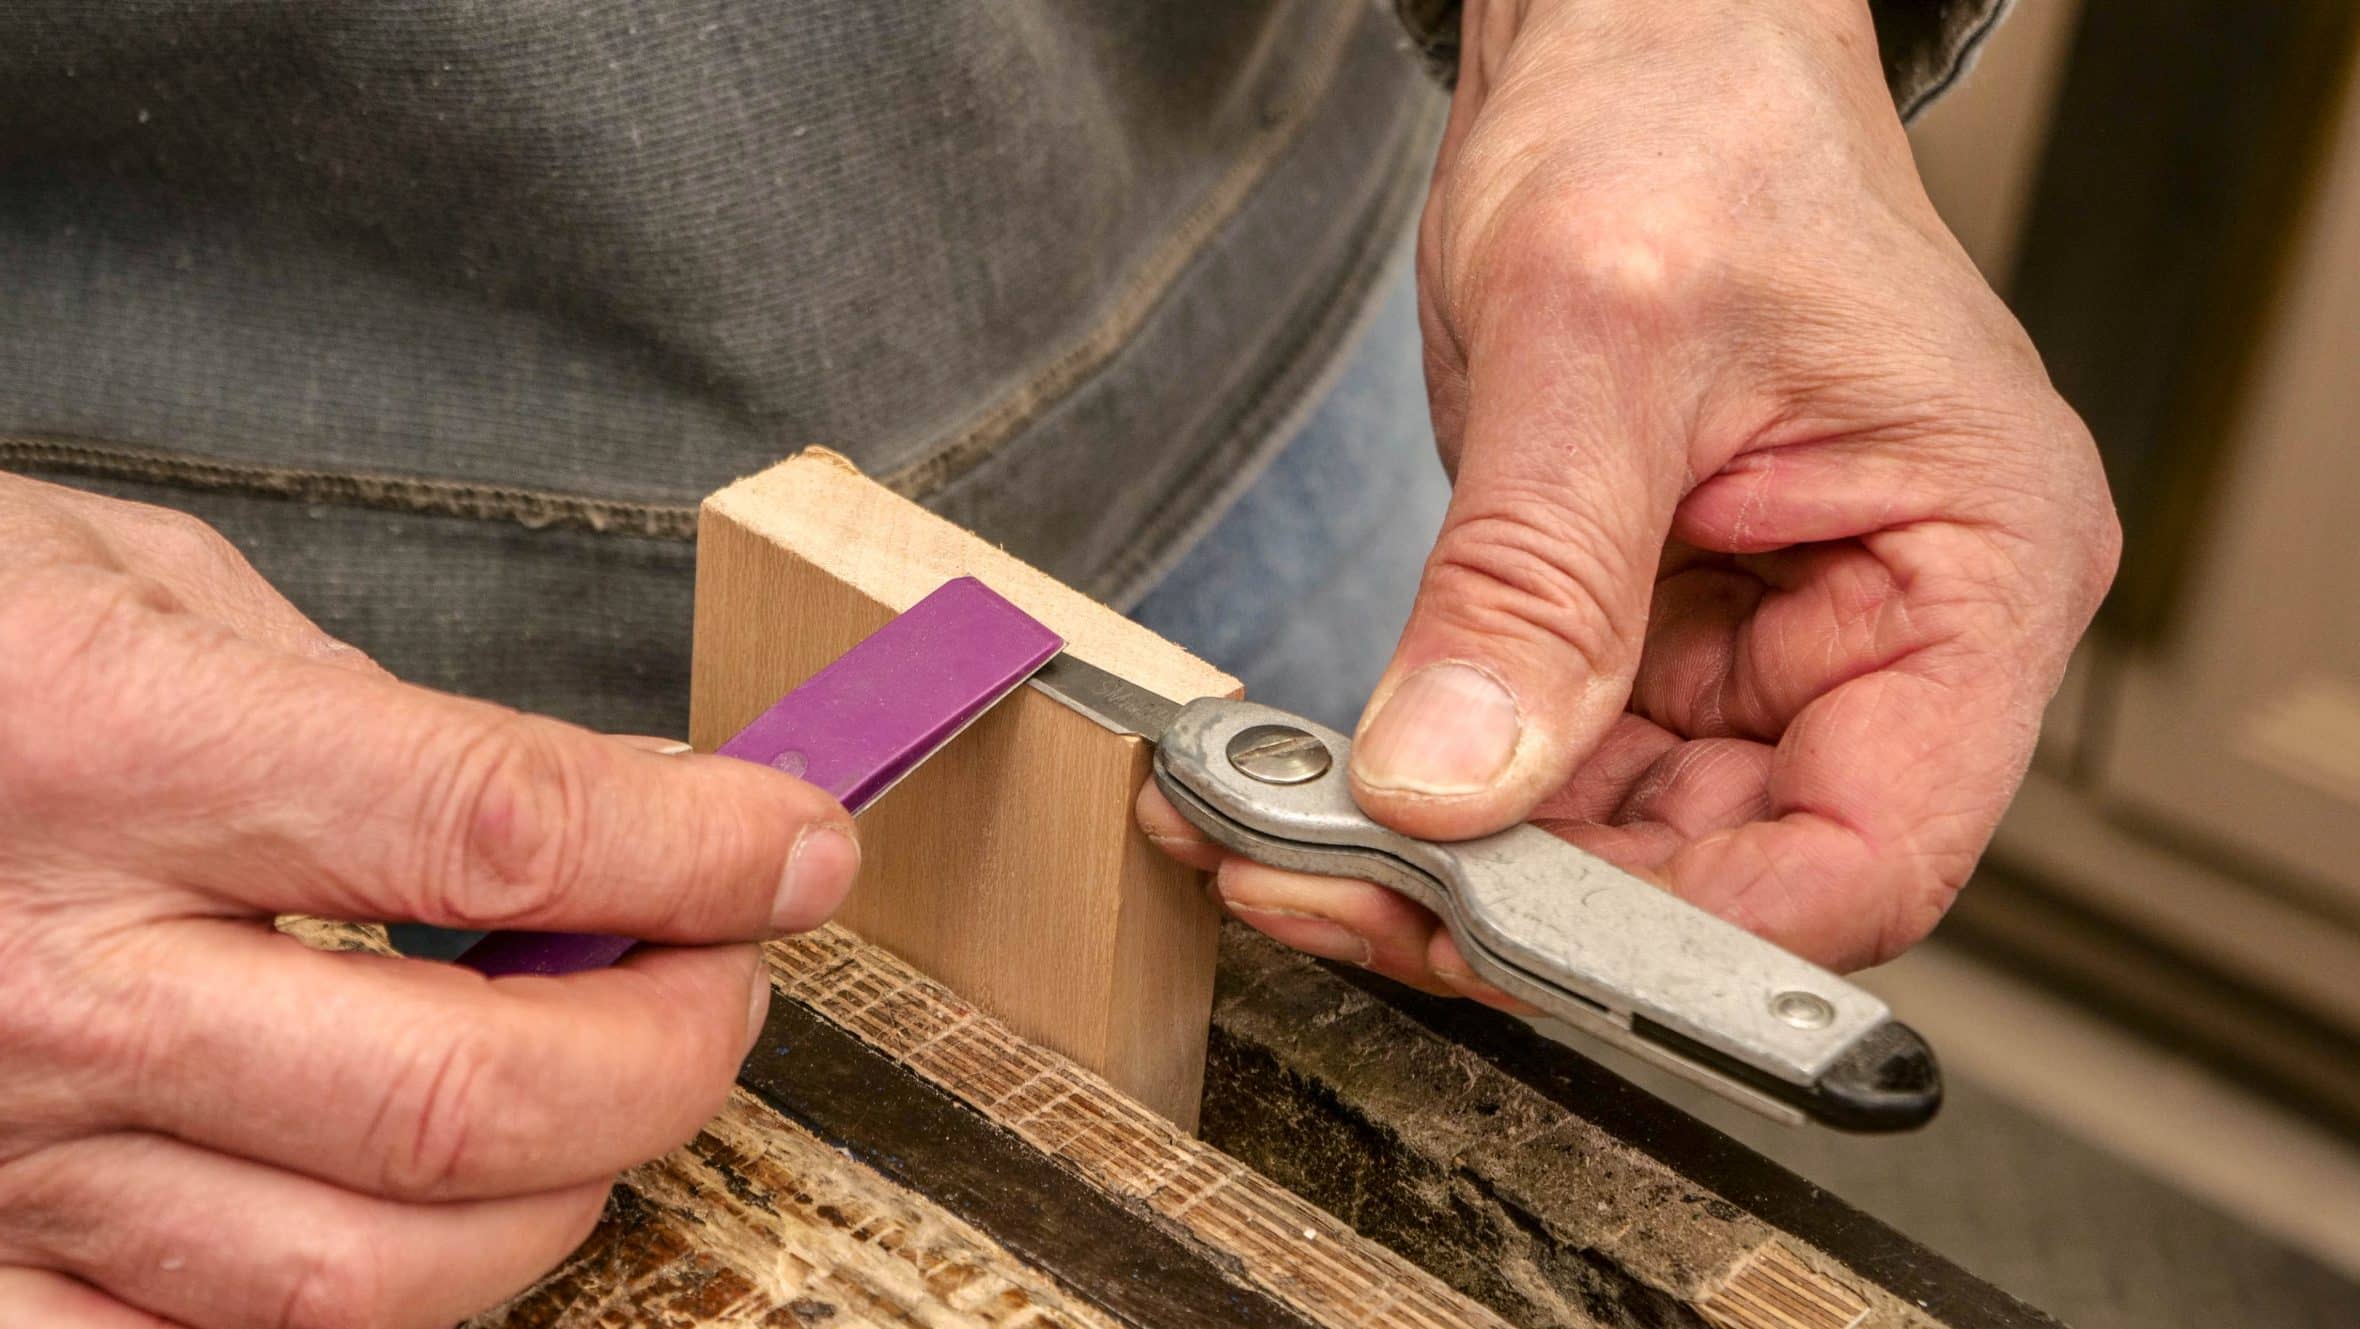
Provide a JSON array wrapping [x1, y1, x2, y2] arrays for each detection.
[[774, 824, 860, 933], [1353, 662, 1520, 795], [1431, 959, 1539, 1015], [746, 973, 775, 1044], [611, 733, 695, 756], [1226, 904, 1373, 967]]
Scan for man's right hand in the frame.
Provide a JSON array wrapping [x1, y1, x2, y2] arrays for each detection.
[[0, 474, 862, 1329]]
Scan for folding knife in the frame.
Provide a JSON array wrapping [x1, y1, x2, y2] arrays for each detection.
[[459, 574, 1937, 1132], [1028, 653, 1942, 1132]]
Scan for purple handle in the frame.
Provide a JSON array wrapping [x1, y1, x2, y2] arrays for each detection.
[[455, 929, 638, 976], [457, 576, 1063, 977]]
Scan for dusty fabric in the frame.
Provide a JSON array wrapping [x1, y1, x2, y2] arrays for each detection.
[[0, 3, 1439, 603], [2, 2, 2003, 735]]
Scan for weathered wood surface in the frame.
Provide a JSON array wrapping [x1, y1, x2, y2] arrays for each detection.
[[690, 450, 1236, 1126], [481, 1088, 1124, 1329], [280, 919, 2060, 1329], [1203, 932, 2061, 1329], [760, 927, 1502, 1329], [277, 915, 1515, 1329]]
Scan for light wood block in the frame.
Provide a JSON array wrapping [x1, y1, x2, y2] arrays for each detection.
[[688, 450, 1237, 1126]]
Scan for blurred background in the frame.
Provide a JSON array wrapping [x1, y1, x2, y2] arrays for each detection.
[[1575, 4, 2360, 1325]]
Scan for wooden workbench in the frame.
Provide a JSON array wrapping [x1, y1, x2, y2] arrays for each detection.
[[285, 918, 2060, 1329]]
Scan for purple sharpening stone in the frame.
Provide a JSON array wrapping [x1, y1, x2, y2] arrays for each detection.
[[456, 576, 1064, 977]]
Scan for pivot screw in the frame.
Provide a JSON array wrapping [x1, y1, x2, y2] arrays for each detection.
[[1226, 724, 1332, 785], [1770, 990, 1835, 1029]]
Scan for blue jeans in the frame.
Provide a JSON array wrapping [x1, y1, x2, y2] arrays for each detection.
[[1130, 259, 1447, 730]]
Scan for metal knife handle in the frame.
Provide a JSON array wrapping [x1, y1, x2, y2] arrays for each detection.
[[1153, 698, 1939, 1131]]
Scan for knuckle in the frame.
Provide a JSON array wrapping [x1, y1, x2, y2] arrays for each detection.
[[0, 1136, 170, 1276], [0, 1146, 76, 1264], [1427, 502, 1642, 676], [365, 1031, 502, 1202], [0, 921, 66, 1065], [129, 503, 240, 567], [0, 569, 178, 817], [2080, 490, 2125, 609], [0, 503, 117, 582], [2030, 404, 2122, 619], [1470, 186, 1714, 332], [2071, 518, 2124, 626], [426, 716, 588, 929], [272, 1223, 391, 1329], [2, 942, 156, 1151], [0, 566, 169, 692]]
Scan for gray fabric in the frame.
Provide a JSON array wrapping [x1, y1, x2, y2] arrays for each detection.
[[51, 251, 1443, 747], [2, 0, 2017, 738], [1877, 0, 2017, 119], [1393, 1, 2011, 120], [47, 473, 700, 737], [1132, 253, 1446, 732], [0, 2, 1440, 604]]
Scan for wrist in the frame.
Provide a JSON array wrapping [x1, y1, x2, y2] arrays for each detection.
[[1462, 0, 1883, 91]]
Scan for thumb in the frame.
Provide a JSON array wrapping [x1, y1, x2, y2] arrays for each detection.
[[1352, 357, 1680, 840]]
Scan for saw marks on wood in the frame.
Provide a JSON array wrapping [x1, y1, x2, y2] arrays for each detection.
[[765, 925, 1511, 1329], [481, 1089, 1121, 1329], [1201, 933, 2009, 1329], [276, 919, 1117, 1328], [278, 915, 1505, 1328], [1700, 1244, 1873, 1329]]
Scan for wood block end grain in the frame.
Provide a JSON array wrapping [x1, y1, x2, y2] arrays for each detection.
[[701, 449, 1236, 705]]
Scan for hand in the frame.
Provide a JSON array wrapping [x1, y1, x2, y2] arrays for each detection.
[[0, 476, 862, 1327], [1144, 0, 2117, 995]]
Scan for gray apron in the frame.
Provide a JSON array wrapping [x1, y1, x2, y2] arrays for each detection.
[[0, 1, 2000, 736]]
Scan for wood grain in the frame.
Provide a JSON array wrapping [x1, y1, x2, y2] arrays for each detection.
[[765, 926, 1514, 1329], [1700, 1245, 1873, 1329], [690, 449, 1237, 1126], [273, 913, 2050, 1328], [275, 914, 1509, 1328], [1204, 934, 2053, 1329], [482, 1088, 1124, 1329]]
